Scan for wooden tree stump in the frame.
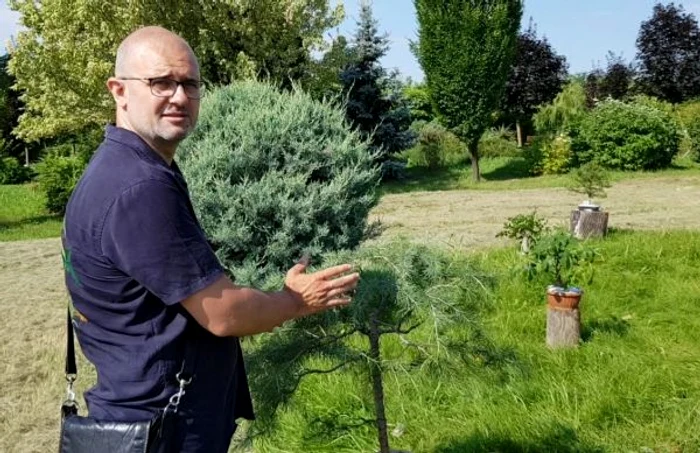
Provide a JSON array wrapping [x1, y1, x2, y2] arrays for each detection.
[[547, 307, 581, 348], [570, 209, 609, 239]]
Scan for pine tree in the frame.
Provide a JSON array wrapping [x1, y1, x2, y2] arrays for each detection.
[[340, 1, 414, 166]]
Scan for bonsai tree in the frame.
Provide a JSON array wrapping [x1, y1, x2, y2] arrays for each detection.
[[241, 240, 490, 452], [526, 229, 597, 291], [567, 161, 612, 208], [497, 211, 549, 254]]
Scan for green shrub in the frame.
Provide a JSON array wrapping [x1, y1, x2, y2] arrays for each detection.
[[533, 81, 588, 137], [401, 121, 462, 169], [629, 94, 675, 116], [0, 156, 33, 184], [576, 99, 680, 170], [478, 126, 518, 159], [178, 80, 381, 284], [34, 154, 88, 214], [676, 100, 700, 161], [403, 120, 466, 169], [541, 133, 573, 174]]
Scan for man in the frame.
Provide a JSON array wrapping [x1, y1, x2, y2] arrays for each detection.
[[61, 26, 359, 452]]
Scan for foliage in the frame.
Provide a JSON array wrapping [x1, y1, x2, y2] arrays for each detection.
[[177, 80, 381, 285], [501, 23, 568, 142], [675, 100, 700, 161], [0, 156, 33, 184], [242, 239, 492, 452], [599, 53, 634, 101], [585, 53, 634, 105], [533, 80, 587, 137], [34, 153, 89, 215], [0, 54, 27, 162], [403, 82, 435, 123], [302, 35, 356, 102], [402, 120, 466, 169], [478, 126, 519, 159], [636, 2, 700, 103], [414, 0, 523, 182], [628, 93, 675, 116], [567, 161, 612, 202], [540, 133, 574, 175], [525, 229, 597, 288], [576, 99, 680, 171], [497, 211, 549, 253], [7, 0, 344, 141], [340, 3, 414, 165]]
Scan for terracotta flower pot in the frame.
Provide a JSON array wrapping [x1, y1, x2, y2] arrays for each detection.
[[546, 286, 583, 310]]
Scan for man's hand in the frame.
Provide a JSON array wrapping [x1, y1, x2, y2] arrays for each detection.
[[283, 258, 360, 317]]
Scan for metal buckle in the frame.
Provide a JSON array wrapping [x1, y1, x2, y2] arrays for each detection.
[[164, 373, 192, 414]]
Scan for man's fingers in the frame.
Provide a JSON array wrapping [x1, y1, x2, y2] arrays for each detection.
[[324, 297, 352, 308], [324, 272, 360, 289], [326, 286, 356, 299], [315, 263, 354, 280], [286, 262, 307, 277]]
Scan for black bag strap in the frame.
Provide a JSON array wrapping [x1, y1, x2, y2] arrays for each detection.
[[64, 306, 198, 414]]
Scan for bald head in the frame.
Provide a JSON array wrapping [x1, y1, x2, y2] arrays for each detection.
[[107, 25, 201, 163], [115, 26, 198, 77]]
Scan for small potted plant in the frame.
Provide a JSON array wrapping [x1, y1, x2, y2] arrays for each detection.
[[496, 211, 549, 254], [526, 229, 597, 310]]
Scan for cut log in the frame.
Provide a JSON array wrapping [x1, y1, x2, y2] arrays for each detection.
[[570, 210, 609, 239], [547, 307, 581, 348]]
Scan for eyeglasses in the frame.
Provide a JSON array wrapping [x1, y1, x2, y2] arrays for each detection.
[[117, 77, 205, 100]]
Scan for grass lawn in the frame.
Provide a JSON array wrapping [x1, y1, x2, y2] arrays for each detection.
[[249, 230, 700, 452], [381, 155, 700, 195], [0, 184, 63, 241]]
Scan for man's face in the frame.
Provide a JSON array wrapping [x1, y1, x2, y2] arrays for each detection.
[[114, 42, 201, 156]]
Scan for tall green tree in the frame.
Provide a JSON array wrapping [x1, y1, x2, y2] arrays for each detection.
[[415, 0, 523, 181], [502, 23, 568, 146], [340, 1, 414, 165], [636, 2, 700, 103], [302, 35, 356, 101], [0, 54, 23, 159], [7, 0, 343, 142]]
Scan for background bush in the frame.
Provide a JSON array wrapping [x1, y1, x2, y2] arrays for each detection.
[[0, 156, 33, 184], [478, 126, 519, 159], [34, 152, 89, 214], [576, 99, 680, 170], [178, 80, 381, 285], [676, 99, 700, 161], [402, 120, 467, 169]]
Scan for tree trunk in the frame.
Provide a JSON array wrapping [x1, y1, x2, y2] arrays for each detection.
[[516, 120, 523, 148], [369, 313, 390, 453], [570, 210, 609, 239], [468, 139, 481, 182], [547, 306, 581, 348]]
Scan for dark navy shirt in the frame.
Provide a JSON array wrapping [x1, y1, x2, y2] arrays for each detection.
[[61, 125, 254, 452]]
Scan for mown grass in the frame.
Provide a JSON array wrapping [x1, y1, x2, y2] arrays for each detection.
[[380, 155, 700, 195], [0, 184, 62, 241], [246, 230, 700, 452]]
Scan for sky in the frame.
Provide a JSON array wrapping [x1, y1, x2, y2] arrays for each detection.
[[2, 0, 700, 81]]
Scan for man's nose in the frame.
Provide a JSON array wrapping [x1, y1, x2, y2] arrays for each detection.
[[169, 84, 189, 104]]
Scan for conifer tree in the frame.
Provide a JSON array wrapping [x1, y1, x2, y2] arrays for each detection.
[[340, 1, 413, 166]]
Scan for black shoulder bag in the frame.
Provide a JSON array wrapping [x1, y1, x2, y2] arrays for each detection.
[[58, 308, 196, 453]]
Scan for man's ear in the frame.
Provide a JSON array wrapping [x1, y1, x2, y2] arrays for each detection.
[[106, 77, 127, 109]]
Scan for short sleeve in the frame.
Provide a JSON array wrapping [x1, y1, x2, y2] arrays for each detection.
[[101, 179, 224, 305]]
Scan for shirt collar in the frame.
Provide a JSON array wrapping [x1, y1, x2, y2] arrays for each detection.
[[104, 124, 172, 169]]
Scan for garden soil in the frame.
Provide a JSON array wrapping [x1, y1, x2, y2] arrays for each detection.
[[1, 175, 699, 452]]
